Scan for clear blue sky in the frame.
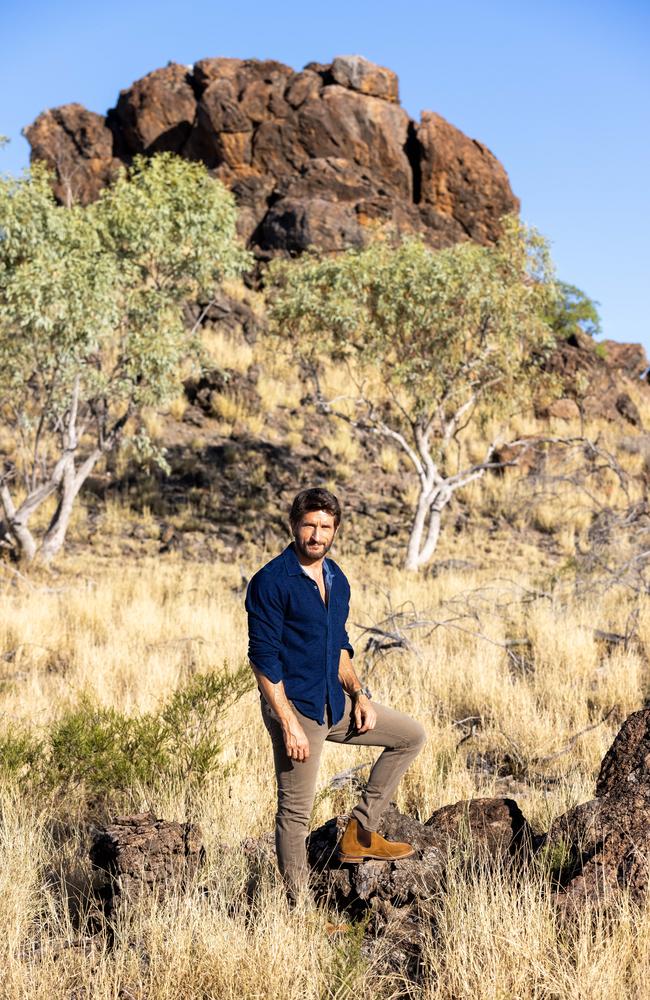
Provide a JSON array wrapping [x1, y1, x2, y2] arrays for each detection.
[[2, 0, 649, 354]]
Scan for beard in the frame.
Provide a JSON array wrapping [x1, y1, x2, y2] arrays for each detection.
[[293, 534, 334, 561]]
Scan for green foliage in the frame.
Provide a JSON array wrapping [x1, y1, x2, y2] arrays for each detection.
[[269, 217, 557, 426], [534, 839, 576, 884], [269, 218, 559, 569], [161, 666, 255, 781], [0, 664, 254, 797], [0, 153, 251, 424], [47, 699, 167, 793], [545, 281, 602, 339], [0, 154, 252, 560], [0, 726, 43, 777]]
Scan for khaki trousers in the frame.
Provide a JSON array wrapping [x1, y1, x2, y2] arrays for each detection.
[[260, 692, 426, 898]]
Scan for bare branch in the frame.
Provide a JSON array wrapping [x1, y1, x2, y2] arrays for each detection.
[[532, 707, 617, 766]]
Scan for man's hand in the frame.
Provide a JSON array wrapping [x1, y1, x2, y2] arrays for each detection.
[[353, 695, 377, 734], [282, 716, 311, 761]]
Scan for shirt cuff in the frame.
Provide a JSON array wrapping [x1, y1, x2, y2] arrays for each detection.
[[249, 657, 284, 684], [342, 642, 354, 659]]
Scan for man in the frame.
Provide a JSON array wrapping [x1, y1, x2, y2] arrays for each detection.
[[245, 487, 426, 901]]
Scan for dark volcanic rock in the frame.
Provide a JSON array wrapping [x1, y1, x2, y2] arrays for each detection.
[[307, 799, 529, 915], [425, 796, 531, 858], [25, 55, 519, 256], [111, 62, 197, 156], [596, 707, 650, 796], [544, 708, 650, 910], [89, 811, 204, 916], [615, 392, 643, 427], [600, 340, 650, 380], [330, 55, 400, 102], [307, 800, 530, 981]]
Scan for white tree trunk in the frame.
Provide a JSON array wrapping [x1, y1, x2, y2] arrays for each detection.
[[0, 484, 37, 563], [404, 485, 450, 571], [38, 450, 100, 564], [404, 487, 432, 571]]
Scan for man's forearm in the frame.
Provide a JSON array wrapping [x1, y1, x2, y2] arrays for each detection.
[[338, 649, 363, 695], [251, 664, 298, 727]]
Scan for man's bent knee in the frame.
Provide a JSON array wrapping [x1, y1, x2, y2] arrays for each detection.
[[410, 720, 427, 753]]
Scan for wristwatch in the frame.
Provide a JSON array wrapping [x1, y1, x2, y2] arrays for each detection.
[[350, 686, 372, 702]]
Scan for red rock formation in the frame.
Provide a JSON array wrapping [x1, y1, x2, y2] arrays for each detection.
[[24, 55, 519, 255], [24, 103, 122, 206]]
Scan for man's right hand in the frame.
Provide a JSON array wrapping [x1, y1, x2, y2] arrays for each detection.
[[282, 716, 310, 761]]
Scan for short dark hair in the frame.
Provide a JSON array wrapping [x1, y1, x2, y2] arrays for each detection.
[[289, 488, 341, 528]]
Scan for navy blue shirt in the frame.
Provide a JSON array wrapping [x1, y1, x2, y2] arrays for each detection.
[[245, 544, 354, 725]]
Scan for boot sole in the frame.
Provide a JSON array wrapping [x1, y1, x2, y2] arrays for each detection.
[[337, 848, 416, 863]]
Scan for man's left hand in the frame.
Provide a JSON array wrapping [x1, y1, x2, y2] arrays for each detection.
[[353, 695, 377, 734]]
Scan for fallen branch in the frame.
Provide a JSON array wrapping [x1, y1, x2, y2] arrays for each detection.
[[532, 706, 617, 766]]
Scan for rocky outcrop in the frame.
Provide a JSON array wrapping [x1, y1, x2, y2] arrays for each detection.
[[543, 708, 650, 911], [305, 710, 650, 931], [84, 711, 650, 983], [536, 329, 648, 427], [308, 799, 531, 913], [24, 55, 519, 256], [307, 799, 530, 978], [89, 811, 204, 916], [25, 103, 122, 206]]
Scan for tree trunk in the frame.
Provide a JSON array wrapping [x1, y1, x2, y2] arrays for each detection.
[[404, 485, 451, 572], [404, 487, 433, 571], [414, 506, 443, 569], [38, 451, 100, 565], [0, 484, 38, 563]]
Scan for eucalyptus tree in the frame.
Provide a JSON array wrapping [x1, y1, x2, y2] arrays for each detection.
[[269, 218, 557, 570], [0, 154, 251, 563]]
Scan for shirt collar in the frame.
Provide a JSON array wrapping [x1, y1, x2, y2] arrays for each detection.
[[282, 543, 333, 585]]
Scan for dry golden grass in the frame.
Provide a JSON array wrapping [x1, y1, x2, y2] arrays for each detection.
[[0, 544, 648, 998], [200, 326, 254, 373]]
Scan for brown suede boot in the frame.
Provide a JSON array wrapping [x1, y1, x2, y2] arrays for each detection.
[[337, 818, 415, 863]]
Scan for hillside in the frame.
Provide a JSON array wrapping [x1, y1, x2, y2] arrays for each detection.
[[18, 55, 650, 575]]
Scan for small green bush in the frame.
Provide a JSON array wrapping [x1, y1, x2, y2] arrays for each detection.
[[0, 727, 44, 778], [0, 663, 254, 799]]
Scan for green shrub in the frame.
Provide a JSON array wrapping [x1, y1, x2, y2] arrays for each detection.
[[0, 728, 44, 779], [0, 663, 254, 799]]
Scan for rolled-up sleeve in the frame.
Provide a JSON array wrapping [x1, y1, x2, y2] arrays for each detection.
[[340, 582, 354, 658], [245, 571, 286, 683]]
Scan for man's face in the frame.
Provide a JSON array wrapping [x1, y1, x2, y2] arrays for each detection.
[[292, 509, 338, 562]]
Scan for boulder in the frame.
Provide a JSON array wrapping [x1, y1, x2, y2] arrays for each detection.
[[23, 104, 122, 206], [307, 799, 530, 980], [539, 329, 650, 425], [307, 799, 529, 915], [330, 55, 399, 103], [25, 55, 519, 256], [596, 707, 650, 796], [599, 341, 650, 379], [543, 708, 650, 910], [89, 811, 204, 915], [416, 111, 520, 245], [548, 397, 581, 421], [615, 392, 643, 428], [111, 63, 197, 155], [424, 796, 530, 859]]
